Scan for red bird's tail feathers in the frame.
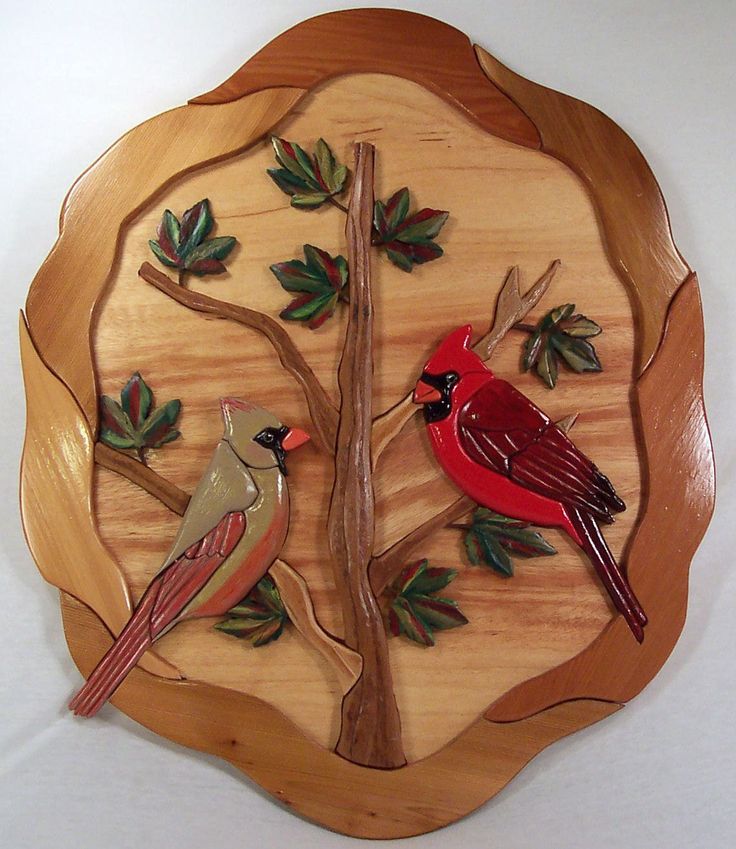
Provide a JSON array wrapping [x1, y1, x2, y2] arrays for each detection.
[[569, 508, 647, 643], [68, 585, 159, 717]]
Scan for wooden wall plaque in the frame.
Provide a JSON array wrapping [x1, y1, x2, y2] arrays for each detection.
[[19, 9, 714, 838]]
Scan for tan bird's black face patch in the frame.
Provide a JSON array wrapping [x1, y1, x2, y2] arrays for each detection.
[[253, 426, 290, 475]]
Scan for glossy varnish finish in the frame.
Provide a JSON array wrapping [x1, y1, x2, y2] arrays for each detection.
[[19, 9, 713, 838]]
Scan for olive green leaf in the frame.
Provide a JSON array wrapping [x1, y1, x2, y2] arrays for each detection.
[[267, 137, 348, 209], [373, 187, 449, 272], [521, 304, 602, 388], [148, 199, 237, 281], [386, 559, 468, 647], [270, 244, 348, 329], [463, 508, 557, 576], [214, 576, 289, 647], [99, 373, 181, 463]]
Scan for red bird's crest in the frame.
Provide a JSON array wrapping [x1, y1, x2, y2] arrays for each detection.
[[422, 324, 487, 378], [414, 323, 647, 643]]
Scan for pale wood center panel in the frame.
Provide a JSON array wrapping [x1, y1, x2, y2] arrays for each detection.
[[93, 73, 640, 762]]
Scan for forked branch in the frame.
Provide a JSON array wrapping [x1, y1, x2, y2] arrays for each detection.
[[138, 262, 338, 454], [371, 260, 560, 464]]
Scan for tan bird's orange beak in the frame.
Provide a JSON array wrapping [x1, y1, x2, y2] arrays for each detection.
[[282, 427, 310, 451], [413, 379, 442, 405]]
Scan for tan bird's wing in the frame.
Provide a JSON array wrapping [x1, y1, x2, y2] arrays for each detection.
[[160, 440, 259, 571]]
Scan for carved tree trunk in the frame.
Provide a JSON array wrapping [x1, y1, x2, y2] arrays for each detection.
[[327, 142, 406, 768]]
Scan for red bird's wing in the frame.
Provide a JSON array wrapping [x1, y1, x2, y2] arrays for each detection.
[[69, 510, 246, 717], [458, 379, 624, 523]]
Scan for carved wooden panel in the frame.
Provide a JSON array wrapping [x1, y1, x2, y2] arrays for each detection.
[[20, 9, 713, 838]]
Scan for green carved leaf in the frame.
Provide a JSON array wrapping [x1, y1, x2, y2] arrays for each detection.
[[387, 559, 468, 647], [463, 508, 557, 576], [373, 188, 449, 272], [178, 199, 214, 259], [520, 304, 603, 388], [270, 244, 348, 329], [268, 137, 348, 209], [99, 374, 181, 460], [140, 399, 182, 448], [148, 199, 237, 280], [120, 372, 152, 429], [215, 576, 289, 647]]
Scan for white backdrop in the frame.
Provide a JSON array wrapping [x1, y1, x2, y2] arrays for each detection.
[[1, 2, 734, 847]]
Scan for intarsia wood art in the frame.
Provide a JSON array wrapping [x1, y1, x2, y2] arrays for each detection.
[[19, 9, 714, 838]]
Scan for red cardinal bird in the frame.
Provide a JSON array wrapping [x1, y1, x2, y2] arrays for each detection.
[[412, 325, 647, 642], [69, 398, 310, 717]]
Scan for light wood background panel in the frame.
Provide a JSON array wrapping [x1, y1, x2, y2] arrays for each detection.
[[93, 73, 640, 761]]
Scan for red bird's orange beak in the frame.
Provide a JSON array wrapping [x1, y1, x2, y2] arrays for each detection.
[[413, 379, 442, 405], [281, 427, 310, 451]]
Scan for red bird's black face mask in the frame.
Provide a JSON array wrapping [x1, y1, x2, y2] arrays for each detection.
[[419, 370, 459, 423]]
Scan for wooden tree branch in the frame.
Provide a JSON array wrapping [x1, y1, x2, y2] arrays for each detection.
[[370, 496, 474, 596], [473, 260, 560, 359], [269, 559, 362, 693], [95, 442, 190, 514], [370, 261, 560, 464], [370, 410, 580, 594], [93, 444, 358, 690], [327, 142, 406, 769], [138, 262, 338, 454]]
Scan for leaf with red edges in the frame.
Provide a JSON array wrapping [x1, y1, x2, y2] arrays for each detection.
[[387, 559, 468, 646], [268, 136, 348, 209], [215, 576, 289, 647], [148, 199, 236, 280], [374, 188, 449, 272], [463, 508, 556, 576], [521, 304, 603, 388], [99, 373, 182, 460], [271, 244, 348, 329]]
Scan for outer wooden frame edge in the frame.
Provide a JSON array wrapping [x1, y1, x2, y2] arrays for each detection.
[[189, 8, 540, 151], [475, 46, 690, 373], [62, 592, 620, 839], [19, 8, 714, 839]]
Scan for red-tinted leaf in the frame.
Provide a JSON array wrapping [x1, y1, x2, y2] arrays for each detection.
[[100, 396, 134, 439], [391, 596, 435, 646], [186, 258, 227, 276], [412, 596, 469, 630], [385, 238, 443, 268], [394, 560, 428, 595], [154, 219, 180, 264], [121, 372, 152, 429], [178, 199, 214, 258], [395, 208, 448, 242]]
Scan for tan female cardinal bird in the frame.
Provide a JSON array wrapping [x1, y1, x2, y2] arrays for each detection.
[[69, 398, 310, 717], [413, 325, 647, 642]]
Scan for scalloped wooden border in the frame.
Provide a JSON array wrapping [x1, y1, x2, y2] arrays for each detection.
[[20, 9, 714, 838]]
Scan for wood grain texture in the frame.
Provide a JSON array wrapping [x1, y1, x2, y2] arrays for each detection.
[[475, 46, 691, 373], [94, 440, 361, 695], [91, 75, 640, 760], [328, 142, 404, 768], [191, 8, 540, 151], [18, 8, 714, 836], [486, 274, 714, 719], [138, 261, 338, 453], [19, 315, 179, 680], [24, 87, 303, 426], [269, 560, 362, 694], [62, 591, 619, 839]]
